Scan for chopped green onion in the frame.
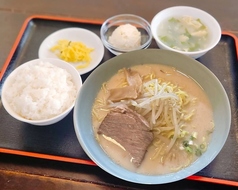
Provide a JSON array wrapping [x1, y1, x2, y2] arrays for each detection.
[[183, 140, 189, 147], [185, 146, 193, 153], [180, 130, 189, 138], [184, 28, 192, 38], [169, 17, 179, 23], [190, 132, 198, 140], [195, 149, 202, 156], [200, 143, 206, 150], [160, 36, 169, 42], [197, 18, 207, 30]]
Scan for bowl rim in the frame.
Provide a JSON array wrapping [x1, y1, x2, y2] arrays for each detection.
[[1, 58, 82, 125], [151, 6, 222, 56], [73, 49, 231, 184], [100, 13, 153, 53]]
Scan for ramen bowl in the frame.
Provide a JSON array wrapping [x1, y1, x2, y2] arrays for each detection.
[[151, 6, 221, 59], [1, 58, 82, 126], [73, 49, 230, 184]]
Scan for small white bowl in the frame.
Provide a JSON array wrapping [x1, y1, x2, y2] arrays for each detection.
[[1, 58, 82, 126], [100, 14, 152, 55], [38, 28, 104, 75], [151, 6, 221, 59]]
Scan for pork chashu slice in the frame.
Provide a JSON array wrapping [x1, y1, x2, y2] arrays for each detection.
[[98, 106, 153, 167]]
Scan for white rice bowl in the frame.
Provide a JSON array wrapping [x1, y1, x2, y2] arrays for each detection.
[[1, 58, 82, 126]]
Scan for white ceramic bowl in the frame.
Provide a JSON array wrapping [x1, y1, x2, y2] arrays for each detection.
[[100, 14, 152, 55], [151, 6, 221, 59], [73, 49, 231, 184], [1, 58, 82, 126]]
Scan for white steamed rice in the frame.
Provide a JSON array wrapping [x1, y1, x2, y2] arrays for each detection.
[[4, 61, 77, 120]]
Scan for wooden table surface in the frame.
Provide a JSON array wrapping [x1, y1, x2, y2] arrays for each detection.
[[0, 1, 238, 189]]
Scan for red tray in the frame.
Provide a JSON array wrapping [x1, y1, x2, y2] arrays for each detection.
[[0, 15, 238, 187]]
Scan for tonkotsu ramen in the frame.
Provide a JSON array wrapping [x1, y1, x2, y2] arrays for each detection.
[[92, 64, 214, 175]]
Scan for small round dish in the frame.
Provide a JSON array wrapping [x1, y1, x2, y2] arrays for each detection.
[[38, 28, 104, 75], [100, 14, 152, 55]]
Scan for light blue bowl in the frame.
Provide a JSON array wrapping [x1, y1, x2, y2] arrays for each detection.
[[73, 49, 231, 184]]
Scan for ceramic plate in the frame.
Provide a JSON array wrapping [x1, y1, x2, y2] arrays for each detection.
[[38, 28, 104, 75]]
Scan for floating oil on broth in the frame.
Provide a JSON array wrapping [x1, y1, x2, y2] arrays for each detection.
[[158, 16, 210, 52], [92, 64, 214, 175]]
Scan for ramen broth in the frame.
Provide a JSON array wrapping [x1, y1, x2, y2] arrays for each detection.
[[92, 64, 214, 175]]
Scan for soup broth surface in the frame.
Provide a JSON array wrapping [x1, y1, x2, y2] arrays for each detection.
[[92, 64, 214, 175], [158, 16, 210, 52]]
